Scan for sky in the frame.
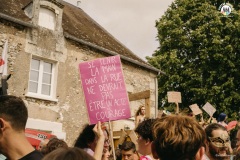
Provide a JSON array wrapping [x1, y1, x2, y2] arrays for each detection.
[[63, 0, 174, 61]]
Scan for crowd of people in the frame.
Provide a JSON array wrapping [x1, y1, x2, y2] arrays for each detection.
[[0, 95, 239, 160]]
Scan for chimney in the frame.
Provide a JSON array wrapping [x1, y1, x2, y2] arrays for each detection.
[[77, 1, 81, 7]]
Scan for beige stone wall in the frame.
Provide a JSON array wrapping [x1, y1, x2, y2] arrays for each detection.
[[0, 22, 157, 146], [123, 63, 157, 118], [0, 23, 30, 98]]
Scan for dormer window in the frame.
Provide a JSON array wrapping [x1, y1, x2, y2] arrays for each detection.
[[38, 7, 56, 30]]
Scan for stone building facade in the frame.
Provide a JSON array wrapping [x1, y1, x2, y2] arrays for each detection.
[[0, 0, 162, 145]]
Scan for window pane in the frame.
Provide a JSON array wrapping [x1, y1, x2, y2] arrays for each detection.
[[29, 81, 38, 93], [31, 59, 40, 70], [30, 70, 39, 81], [42, 84, 51, 95], [43, 62, 52, 73], [43, 73, 51, 84], [28, 58, 55, 98]]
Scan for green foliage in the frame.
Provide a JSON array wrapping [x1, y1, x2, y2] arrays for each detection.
[[147, 0, 240, 120]]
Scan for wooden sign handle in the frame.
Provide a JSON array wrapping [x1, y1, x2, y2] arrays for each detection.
[[175, 102, 179, 114], [108, 121, 116, 160]]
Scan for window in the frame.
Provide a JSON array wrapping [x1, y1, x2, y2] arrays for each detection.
[[38, 7, 56, 30], [27, 58, 57, 101]]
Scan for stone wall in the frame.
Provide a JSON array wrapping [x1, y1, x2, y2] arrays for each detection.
[[0, 23, 157, 146]]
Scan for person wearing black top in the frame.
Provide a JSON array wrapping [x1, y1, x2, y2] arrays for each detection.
[[0, 95, 43, 160], [19, 150, 43, 160]]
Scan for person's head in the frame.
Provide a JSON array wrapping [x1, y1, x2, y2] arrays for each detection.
[[39, 138, 50, 152], [135, 106, 145, 116], [74, 124, 109, 151], [42, 137, 68, 155], [121, 141, 136, 160], [102, 146, 111, 160], [0, 95, 38, 159], [135, 118, 155, 155], [74, 124, 96, 150], [205, 123, 231, 160], [0, 95, 28, 132], [152, 115, 206, 160], [218, 113, 227, 122], [42, 147, 95, 160]]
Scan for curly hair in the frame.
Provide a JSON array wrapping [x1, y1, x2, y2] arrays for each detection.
[[42, 138, 68, 155], [134, 118, 155, 141], [152, 115, 206, 160]]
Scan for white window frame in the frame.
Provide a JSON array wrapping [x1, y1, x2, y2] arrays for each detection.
[[26, 57, 58, 102]]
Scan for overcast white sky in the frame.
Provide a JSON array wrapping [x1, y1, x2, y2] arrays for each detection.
[[63, 0, 174, 61]]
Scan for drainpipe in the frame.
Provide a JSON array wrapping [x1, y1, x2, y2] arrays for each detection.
[[155, 72, 160, 118], [0, 13, 35, 28]]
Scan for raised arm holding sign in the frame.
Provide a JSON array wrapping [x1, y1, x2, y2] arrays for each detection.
[[167, 91, 181, 114]]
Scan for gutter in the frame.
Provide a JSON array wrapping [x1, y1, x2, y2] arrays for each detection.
[[0, 13, 35, 28], [64, 32, 165, 75], [155, 72, 160, 118]]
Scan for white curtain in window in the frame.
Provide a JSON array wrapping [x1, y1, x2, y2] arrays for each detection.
[[29, 59, 53, 96], [38, 7, 56, 30]]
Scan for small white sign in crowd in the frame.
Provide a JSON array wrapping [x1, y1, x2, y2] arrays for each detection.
[[167, 91, 216, 116]]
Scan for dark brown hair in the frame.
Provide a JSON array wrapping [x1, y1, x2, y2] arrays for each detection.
[[121, 141, 136, 152], [205, 123, 227, 140], [43, 147, 95, 160], [42, 138, 68, 155], [74, 124, 95, 148], [0, 95, 28, 131], [135, 118, 155, 141]]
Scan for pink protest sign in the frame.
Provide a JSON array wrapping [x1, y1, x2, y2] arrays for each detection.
[[79, 55, 131, 124]]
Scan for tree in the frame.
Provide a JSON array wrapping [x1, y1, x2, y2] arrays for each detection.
[[147, 0, 240, 120]]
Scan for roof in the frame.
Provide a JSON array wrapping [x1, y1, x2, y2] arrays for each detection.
[[0, 0, 31, 22], [62, 1, 145, 62], [0, 0, 162, 73]]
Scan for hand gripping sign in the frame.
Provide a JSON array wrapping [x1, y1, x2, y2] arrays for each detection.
[[79, 55, 131, 124]]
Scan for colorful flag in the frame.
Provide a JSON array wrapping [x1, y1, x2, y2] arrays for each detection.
[[0, 40, 8, 76]]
